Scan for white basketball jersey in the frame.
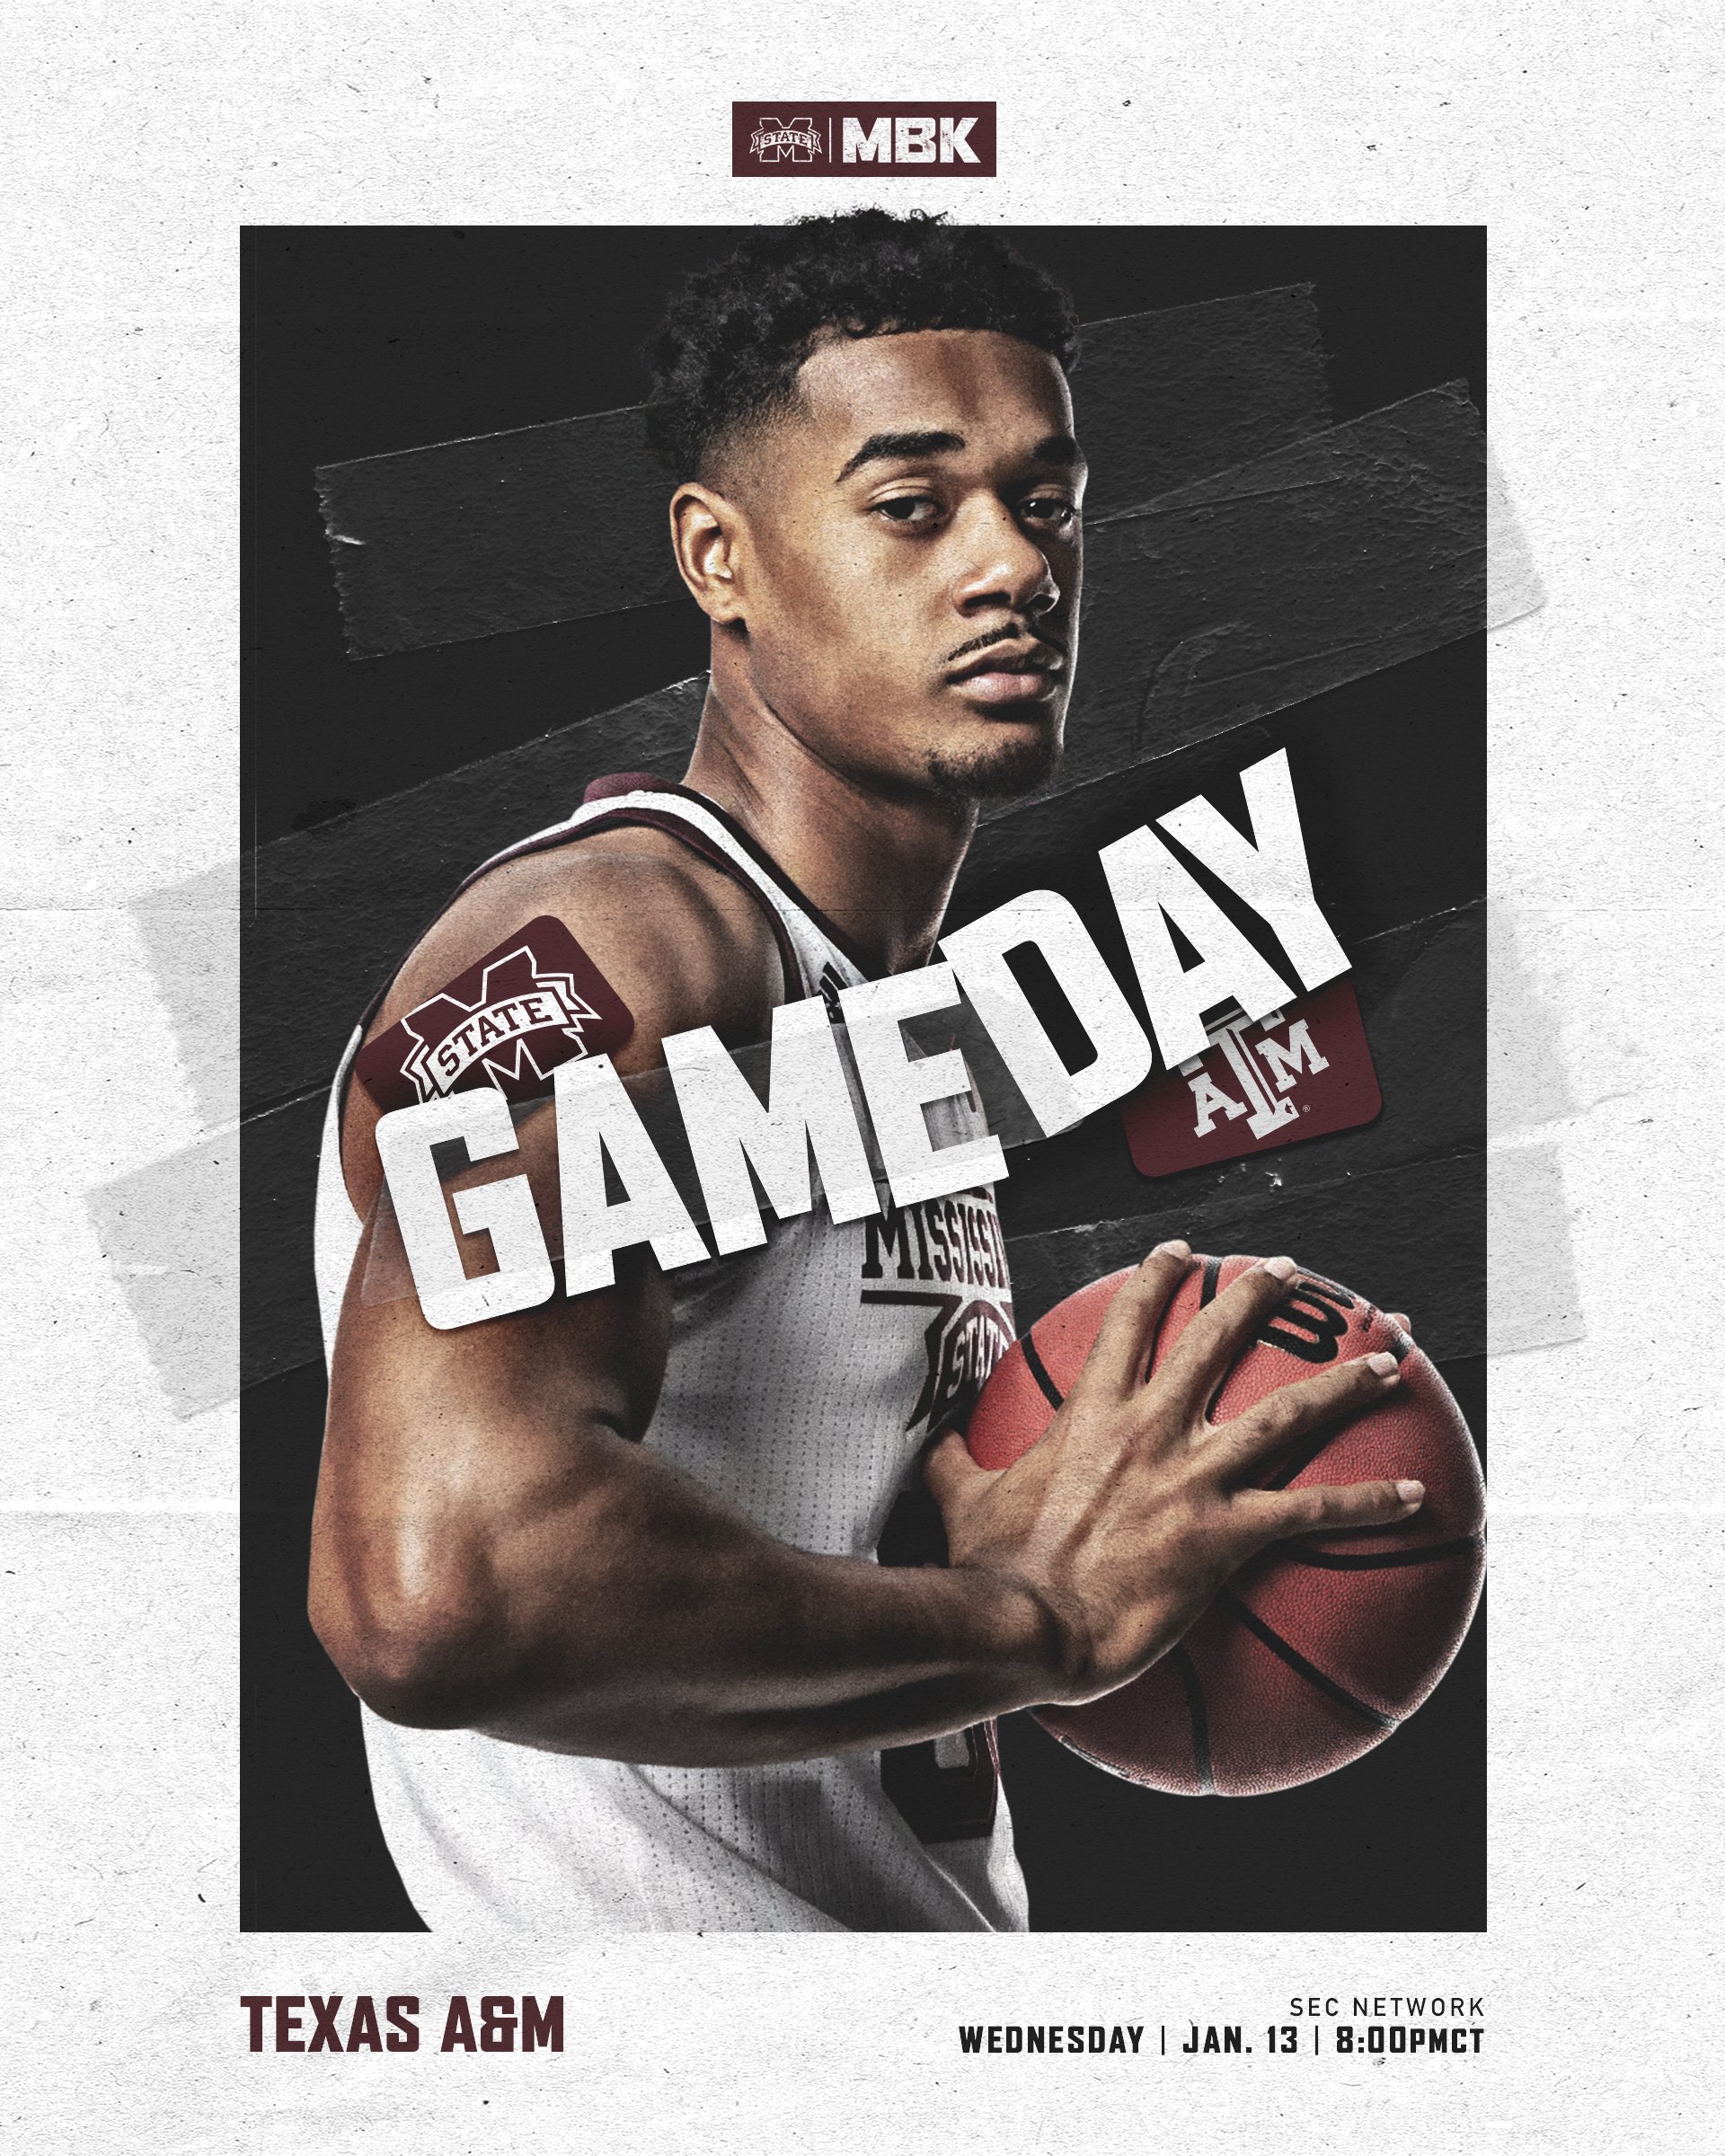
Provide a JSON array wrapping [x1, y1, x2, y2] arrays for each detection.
[[314, 782, 1031, 1932]]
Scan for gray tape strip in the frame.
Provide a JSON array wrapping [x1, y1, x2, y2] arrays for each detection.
[[85, 1132, 238, 1418], [315, 289, 1331, 657], [1480, 905, 1585, 1356], [1489, 902, 1578, 1140], [131, 862, 238, 1131], [997, 385, 1496, 816], [1486, 1141, 1585, 1356], [1487, 445, 1546, 632], [1006, 1150, 1486, 1361]]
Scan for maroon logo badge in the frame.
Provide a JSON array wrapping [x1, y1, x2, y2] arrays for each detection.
[[355, 915, 634, 1114], [731, 103, 996, 178], [1119, 978, 1382, 1178]]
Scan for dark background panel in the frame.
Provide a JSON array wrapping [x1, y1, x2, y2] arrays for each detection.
[[245, 225, 1482, 847], [243, 224, 1484, 1933]]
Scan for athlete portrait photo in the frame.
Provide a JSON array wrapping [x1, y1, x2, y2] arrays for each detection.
[[243, 215, 1488, 1936]]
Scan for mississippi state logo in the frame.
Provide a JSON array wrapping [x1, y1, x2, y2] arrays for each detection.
[[748, 113, 823, 163], [861, 1194, 1014, 1432], [1119, 977, 1382, 1177], [862, 1288, 1017, 1436], [355, 915, 634, 1113], [912, 1294, 1015, 1434]]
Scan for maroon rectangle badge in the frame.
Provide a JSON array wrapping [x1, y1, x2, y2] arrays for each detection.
[[732, 104, 996, 178], [1119, 979, 1382, 1179], [354, 916, 634, 1114]]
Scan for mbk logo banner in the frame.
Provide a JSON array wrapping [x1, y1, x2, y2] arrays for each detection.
[[732, 103, 996, 178], [1118, 978, 1383, 1178]]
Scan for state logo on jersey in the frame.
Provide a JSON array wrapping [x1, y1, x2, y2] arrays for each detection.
[[355, 915, 634, 1112], [859, 1194, 1015, 1434]]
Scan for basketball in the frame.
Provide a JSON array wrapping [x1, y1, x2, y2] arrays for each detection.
[[965, 1255, 1485, 1795]]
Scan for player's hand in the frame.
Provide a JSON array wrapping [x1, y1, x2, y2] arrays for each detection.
[[923, 1242, 1425, 1708]]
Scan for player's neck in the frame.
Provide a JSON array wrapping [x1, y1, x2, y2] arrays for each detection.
[[683, 680, 975, 977]]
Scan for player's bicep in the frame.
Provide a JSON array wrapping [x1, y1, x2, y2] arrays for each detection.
[[338, 844, 779, 1215], [312, 1191, 675, 1709]]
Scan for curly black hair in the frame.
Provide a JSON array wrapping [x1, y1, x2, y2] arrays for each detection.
[[643, 210, 1080, 480]]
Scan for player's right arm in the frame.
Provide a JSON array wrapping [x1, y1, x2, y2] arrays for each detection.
[[310, 844, 1423, 1767]]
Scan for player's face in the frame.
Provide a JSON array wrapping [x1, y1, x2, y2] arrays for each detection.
[[727, 329, 1084, 805]]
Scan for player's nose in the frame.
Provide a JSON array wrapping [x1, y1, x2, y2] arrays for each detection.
[[950, 500, 1060, 620]]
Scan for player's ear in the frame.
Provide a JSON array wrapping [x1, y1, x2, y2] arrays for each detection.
[[669, 482, 748, 625]]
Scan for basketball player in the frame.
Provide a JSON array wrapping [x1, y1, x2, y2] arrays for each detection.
[[308, 212, 1424, 1931]]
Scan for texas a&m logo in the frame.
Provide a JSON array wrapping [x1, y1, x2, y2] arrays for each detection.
[[355, 915, 634, 1115], [1186, 1005, 1329, 1143], [1119, 976, 1382, 1178]]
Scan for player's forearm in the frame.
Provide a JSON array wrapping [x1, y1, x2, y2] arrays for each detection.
[[472, 1540, 1065, 1764], [314, 1434, 1064, 1765]]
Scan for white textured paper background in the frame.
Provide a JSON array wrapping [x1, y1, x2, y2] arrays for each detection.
[[5, 6, 1719, 2149]]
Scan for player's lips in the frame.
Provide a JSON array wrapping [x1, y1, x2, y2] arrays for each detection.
[[943, 640, 1065, 705]]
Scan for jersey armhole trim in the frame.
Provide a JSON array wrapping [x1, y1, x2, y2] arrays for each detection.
[[336, 799, 807, 1135]]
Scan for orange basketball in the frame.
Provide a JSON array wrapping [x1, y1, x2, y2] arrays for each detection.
[[966, 1255, 1485, 1795]]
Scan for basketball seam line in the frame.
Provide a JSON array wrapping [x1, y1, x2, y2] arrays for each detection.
[[1053, 1735, 1139, 1787], [1020, 1330, 1065, 1412], [1169, 1643, 1216, 1795], [1217, 1586, 1401, 1731], [1199, 1259, 1227, 1419], [1261, 1426, 1339, 1491], [1277, 1532, 1485, 1571]]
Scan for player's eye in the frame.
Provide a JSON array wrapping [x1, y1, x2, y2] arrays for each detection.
[[872, 493, 942, 526], [1021, 497, 1078, 530]]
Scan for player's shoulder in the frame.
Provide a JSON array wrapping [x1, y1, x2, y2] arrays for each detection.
[[372, 822, 787, 1074]]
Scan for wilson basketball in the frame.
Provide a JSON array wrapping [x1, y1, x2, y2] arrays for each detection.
[[966, 1255, 1484, 1795]]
